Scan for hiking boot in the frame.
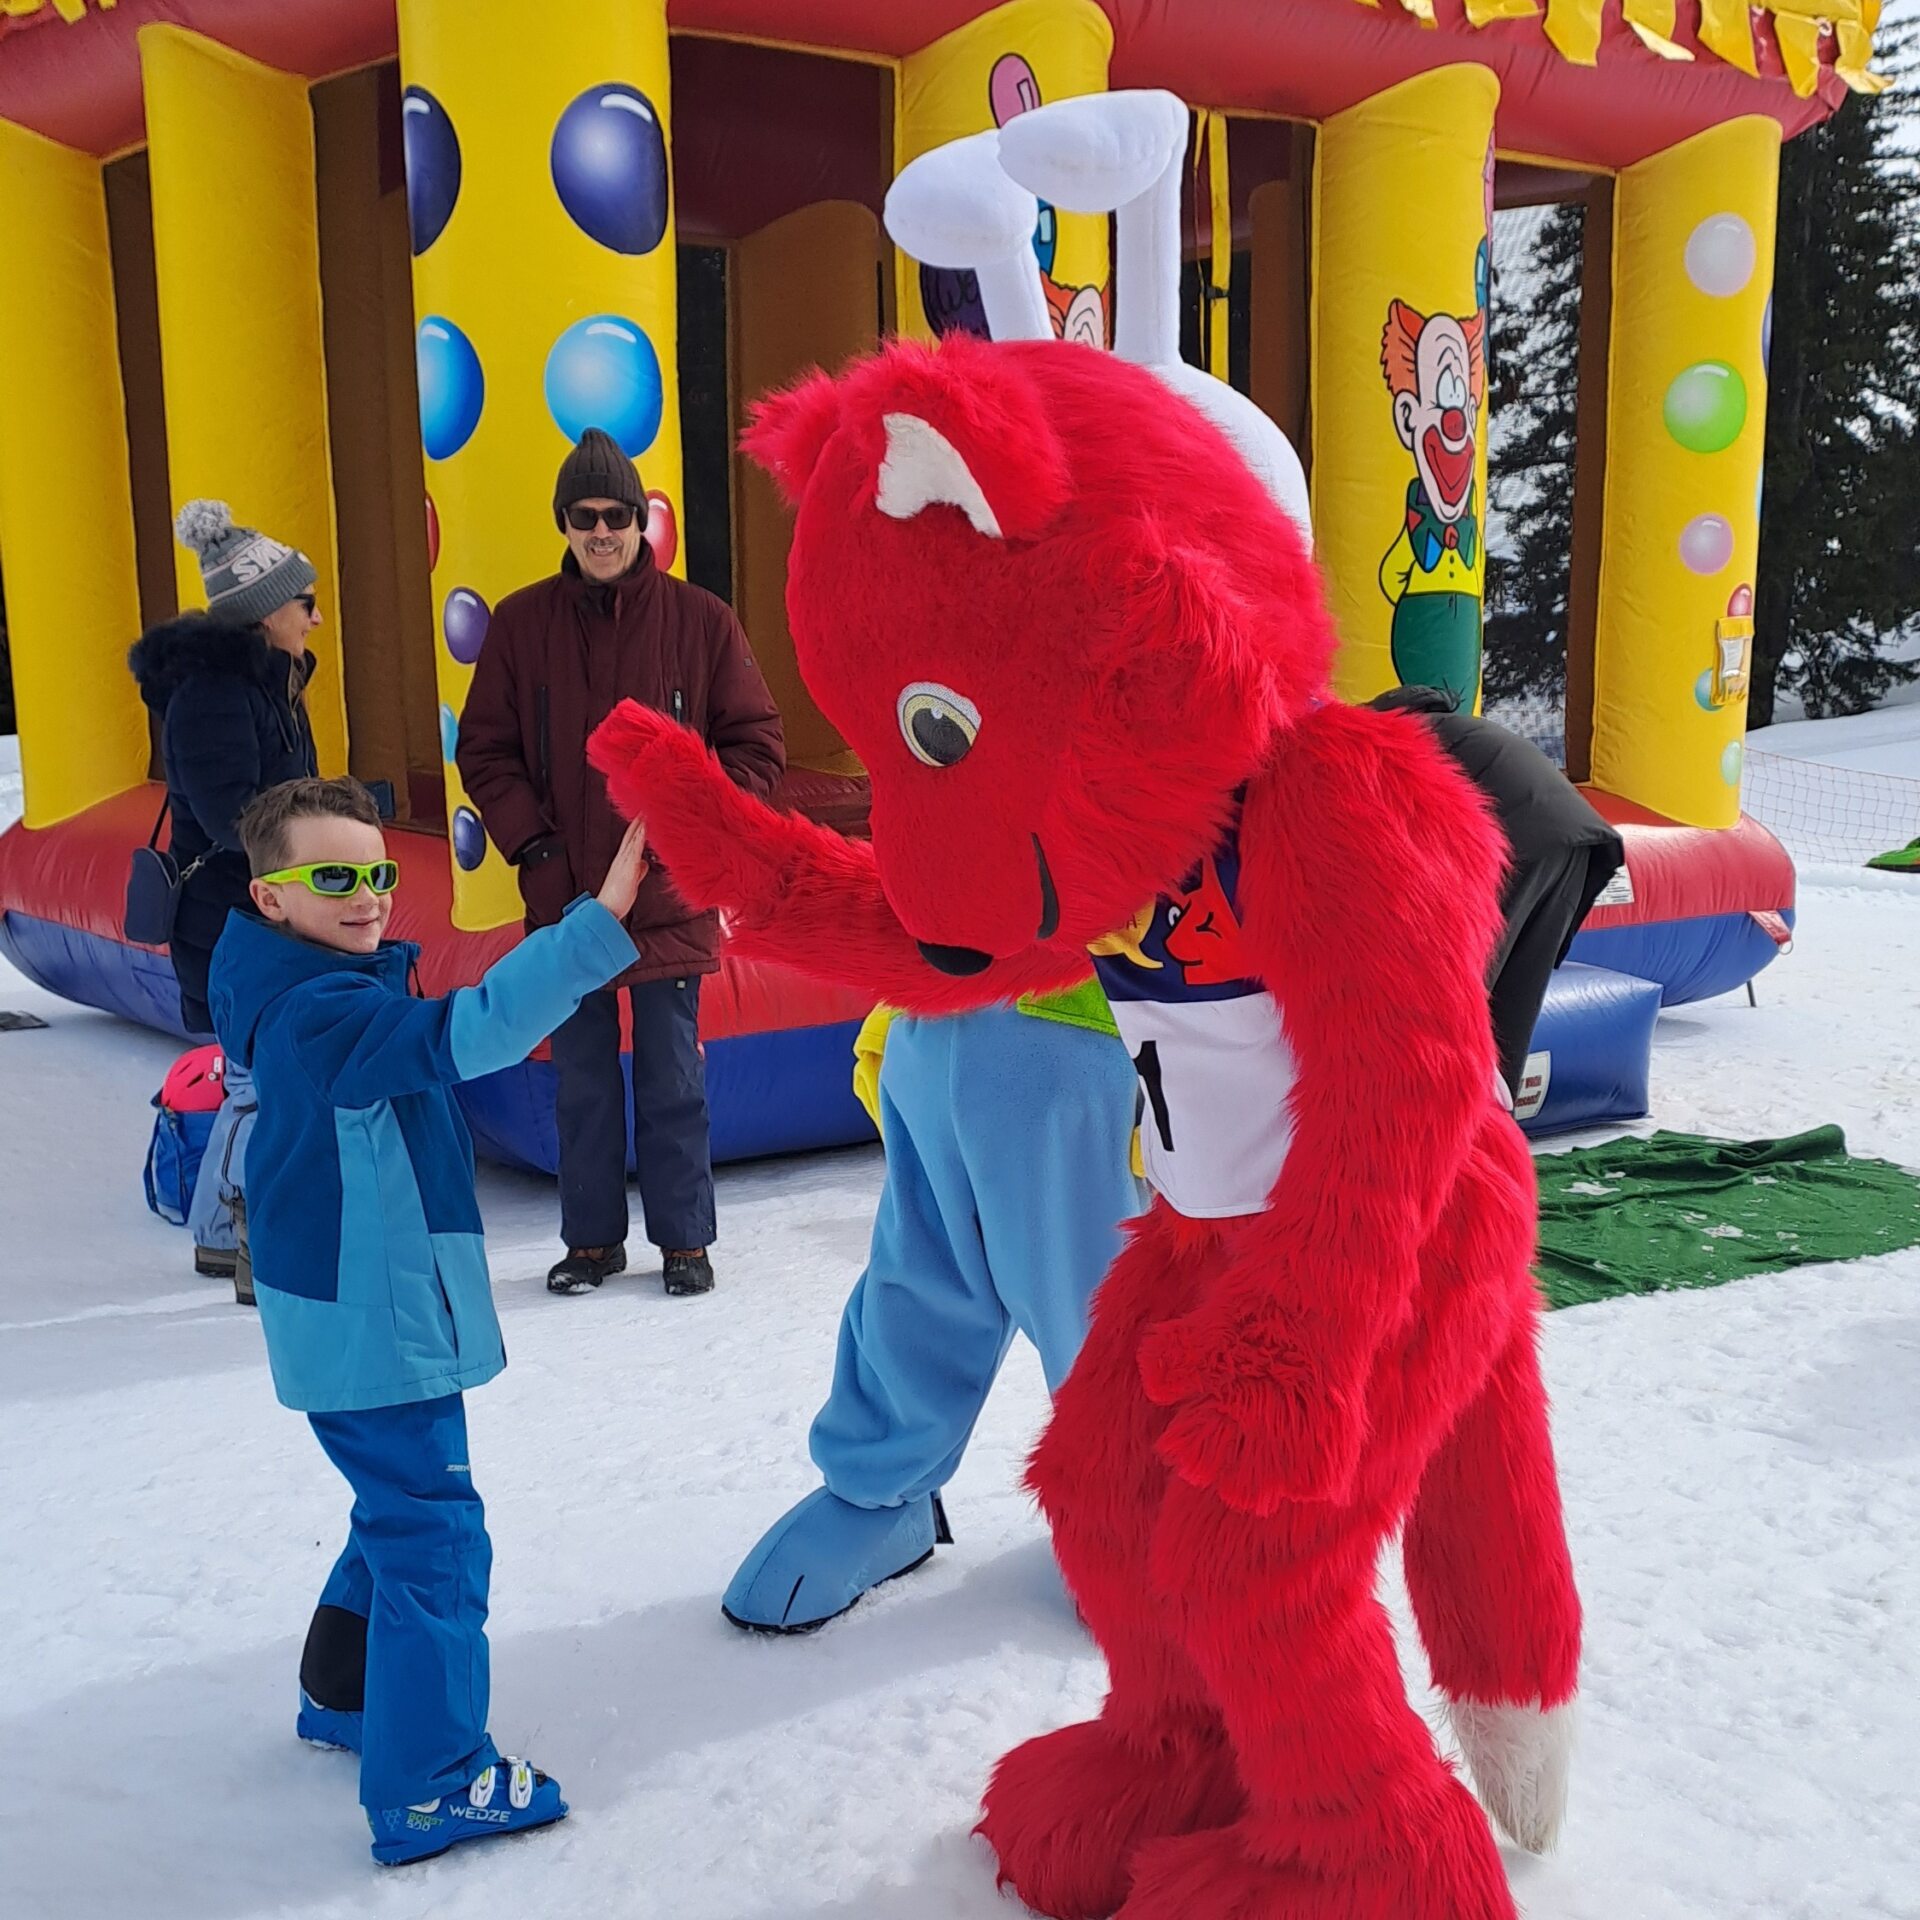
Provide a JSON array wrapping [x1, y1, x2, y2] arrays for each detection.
[[195, 1246, 238, 1280], [368, 1757, 566, 1866], [547, 1244, 626, 1295], [233, 1193, 255, 1307], [663, 1249, 715, 1297]]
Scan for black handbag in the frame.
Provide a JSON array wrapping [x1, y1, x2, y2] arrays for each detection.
[[124, 795, 206, 947]]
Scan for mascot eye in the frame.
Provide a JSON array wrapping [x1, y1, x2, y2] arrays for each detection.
[[898, 682, 981, 768], [1437, 369, 1468, 412]]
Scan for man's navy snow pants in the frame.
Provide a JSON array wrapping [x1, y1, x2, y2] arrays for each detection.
[[305, 1394, 498, 1810], [550, 976, 716, 1253]]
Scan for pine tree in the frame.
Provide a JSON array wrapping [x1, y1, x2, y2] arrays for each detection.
[[1754, 48, 1920, 727], [1484, 202, 1586, 711]]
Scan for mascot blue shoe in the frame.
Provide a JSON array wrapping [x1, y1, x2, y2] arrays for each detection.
[[722, 1487, 953, 1632]]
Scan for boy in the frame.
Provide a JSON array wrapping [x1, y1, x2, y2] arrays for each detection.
[[208, 776, 647, 1864]]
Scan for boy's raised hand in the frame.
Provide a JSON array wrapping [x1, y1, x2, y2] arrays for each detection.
[[597, 817, 650, 920]]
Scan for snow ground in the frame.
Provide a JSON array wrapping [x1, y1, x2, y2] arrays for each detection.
[[2, 734, 1918, 1919]]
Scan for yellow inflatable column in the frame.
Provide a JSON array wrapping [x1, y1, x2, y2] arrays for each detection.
[[0, 122, 148, 828], [139, 28, 349, 778], [1312, 67, 1499, 710], [896, 0, 1113, 345], [1591, 118, 1779, 827], [396, 0, 684, 931]]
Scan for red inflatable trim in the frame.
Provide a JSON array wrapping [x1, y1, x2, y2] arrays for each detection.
[[0, 0, 1848, 170], [0, 783, 874, 1045], [1580, 788, 1796, 931]]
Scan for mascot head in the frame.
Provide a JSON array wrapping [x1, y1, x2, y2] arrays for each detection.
[[745, 332, 1333, 976]]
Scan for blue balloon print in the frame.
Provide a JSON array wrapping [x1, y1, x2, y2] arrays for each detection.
[[451, 806, 487, 873], [544, 315, 663, 456], [1761, 295, 1772, 374], [401, 87, 460, 256], [551, 84, 670, 255], [439, 703, 460, 763], [417, 317, 484, 460]]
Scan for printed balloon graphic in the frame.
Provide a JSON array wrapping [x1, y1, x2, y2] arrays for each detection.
[[442, 587, 490, 666], [544, 315, 663, 456], [1663, 361, 1747, 455], [401, 88, 461, 256], [417, 317, 484, 460], [644, 490, 678, 572], [1694, 670, 1718, 712], [1727, 583, 1753, 618], [1720, 740, 1745, 786], [1679, 514, 1734, 576], [451, 806, 487, 872], [551, 85, 670, 255], [439, 702, 459, 762], [1683, 214, 1755, 299], [424, 493, 440, 571]]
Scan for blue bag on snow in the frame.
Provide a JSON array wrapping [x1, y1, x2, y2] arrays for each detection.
[[144, 1101, 218, 1226]]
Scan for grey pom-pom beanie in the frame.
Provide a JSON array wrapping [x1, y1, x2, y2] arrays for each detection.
[[173, 498, 317, 627]]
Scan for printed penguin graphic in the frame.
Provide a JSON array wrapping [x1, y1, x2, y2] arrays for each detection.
[[1379, 298, 1486, 709]]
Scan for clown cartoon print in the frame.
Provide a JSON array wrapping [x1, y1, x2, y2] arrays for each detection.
[[1379, 297, 1486, 709]]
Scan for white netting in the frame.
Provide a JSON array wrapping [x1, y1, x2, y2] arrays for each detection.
[[1741, 748, 1920, 865], [1481, 693, 1567, 769]]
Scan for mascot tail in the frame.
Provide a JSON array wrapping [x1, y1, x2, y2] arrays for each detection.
[[1402, 1313, 1583, 1853]]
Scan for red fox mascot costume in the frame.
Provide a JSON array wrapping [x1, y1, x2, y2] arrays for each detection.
[[590, 325, 1582, 1918]]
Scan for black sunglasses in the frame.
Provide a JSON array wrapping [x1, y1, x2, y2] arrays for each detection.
[[565, 504, 636, 532], [294, 593, 317, 615]]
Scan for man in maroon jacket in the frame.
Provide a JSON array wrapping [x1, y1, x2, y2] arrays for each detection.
[[458, 430, 785, 1297]]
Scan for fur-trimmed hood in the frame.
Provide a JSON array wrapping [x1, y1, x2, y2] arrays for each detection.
[[128, 613, 311, 710]]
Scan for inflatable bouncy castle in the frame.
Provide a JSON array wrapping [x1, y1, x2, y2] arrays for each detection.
[[0, 0, 1871, 1161]]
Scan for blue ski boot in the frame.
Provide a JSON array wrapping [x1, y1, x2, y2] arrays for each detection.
[[722, 1487, 952, 1632], [368, 1757, 567, 1867], [297, 1690, 363, 1753]]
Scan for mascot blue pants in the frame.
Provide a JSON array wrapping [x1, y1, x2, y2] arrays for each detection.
[[723, 997, 1143, 1631]]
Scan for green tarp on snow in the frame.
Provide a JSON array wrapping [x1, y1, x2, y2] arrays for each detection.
[[1533, 1127, 1920, 1310]]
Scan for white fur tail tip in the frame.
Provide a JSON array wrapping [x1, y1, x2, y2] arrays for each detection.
[[1447, 1696, 1576, 1854]]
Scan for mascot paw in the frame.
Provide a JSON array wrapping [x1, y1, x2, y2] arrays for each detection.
[[1115, 1800, 1516, 1920], [586, 698, 715, 819], [1447, 1696, 1576, 1854], [1138, 1311, 1362, 1510], [978, 1718, 1243, 1920]]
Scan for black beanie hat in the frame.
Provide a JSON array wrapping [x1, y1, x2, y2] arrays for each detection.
[[554, 428, 645, 529]]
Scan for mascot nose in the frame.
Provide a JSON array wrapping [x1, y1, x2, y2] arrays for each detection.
[[911, 838, 1059, 976], [1441, 407, 1467, 441], [917, 941, 995, 976]]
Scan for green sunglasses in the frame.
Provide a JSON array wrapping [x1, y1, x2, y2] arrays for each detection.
[[260, 859, 401, 897]]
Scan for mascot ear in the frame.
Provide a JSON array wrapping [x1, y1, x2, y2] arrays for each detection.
[[742, 371, 844, 507], [854, 335, 1070, 542]]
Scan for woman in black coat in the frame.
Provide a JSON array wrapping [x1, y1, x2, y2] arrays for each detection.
[[127, 500, 322, 1277]]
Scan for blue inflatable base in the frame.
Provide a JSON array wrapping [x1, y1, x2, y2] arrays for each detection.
[[1568, 907, 1793, 1007], [1518, 962, 1662, 1137], [459, 1022, 878, 1174], [2, 909, 195, 1038], [1, 910, 879, 1170]]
